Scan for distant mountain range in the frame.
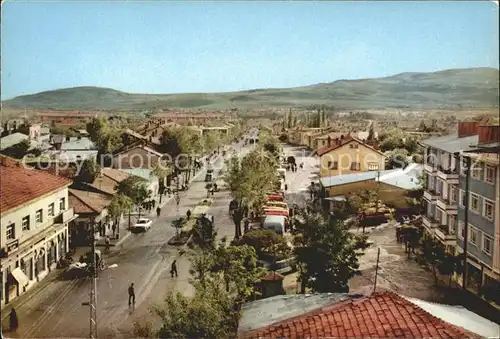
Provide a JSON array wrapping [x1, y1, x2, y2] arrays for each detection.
[[2, 67, 498, 111]]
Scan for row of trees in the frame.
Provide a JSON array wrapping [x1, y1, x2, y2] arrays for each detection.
[[135, 217, 266, 338]]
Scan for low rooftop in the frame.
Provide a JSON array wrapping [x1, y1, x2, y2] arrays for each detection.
[[0, 156, 71, 214], [240, 292, 481, 339]]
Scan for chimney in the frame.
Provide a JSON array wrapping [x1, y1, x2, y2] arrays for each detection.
[[335, 137, 340, 145], [477, 125, 500, 145], [327, 136, 332, 147], [340, 134, 345, 140], [457, 122, 480, 138]]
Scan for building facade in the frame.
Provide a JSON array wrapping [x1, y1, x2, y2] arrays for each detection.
[[0, 156, 75, 307], [421, 122, 499, 306], [317, 137, 386, 178]]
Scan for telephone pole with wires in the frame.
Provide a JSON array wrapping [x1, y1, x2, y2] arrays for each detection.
[[82, 222, 98, 339]]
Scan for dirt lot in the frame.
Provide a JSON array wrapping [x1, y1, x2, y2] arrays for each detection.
[[284, 222, 445, 302]]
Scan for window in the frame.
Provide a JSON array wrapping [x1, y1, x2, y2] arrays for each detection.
[[471, 163, 482, 179], [483, 234, 493, 255], [36, 209, 43, 224], [458, 221, 465, 239], [59, 198, 66, 211], [6, 223, 15, 241], [469, 193, 480, 213], [350, 162, 360, 170], [368, 163, 379, 171], [483, 199, 494, 221], [48, 203, 55, 217], [349, 143, 358, 149], [327, 161, 338, 170], [22, 216, 30, 232], [459, 189, 466, 208], [469, 226, 479, 246], [450, 185, 457, 203], [485, 165, 495, 184], [435, 209, 443, 224]]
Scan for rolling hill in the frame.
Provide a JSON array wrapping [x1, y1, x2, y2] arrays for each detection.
[[2, 67, 498, 110]]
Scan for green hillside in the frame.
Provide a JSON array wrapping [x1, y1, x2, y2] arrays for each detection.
[[2, 67, 498, 110]]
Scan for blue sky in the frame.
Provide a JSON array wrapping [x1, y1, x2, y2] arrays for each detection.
[[1, 1, 498, 99]]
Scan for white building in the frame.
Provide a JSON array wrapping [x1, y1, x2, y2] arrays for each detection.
[[0, 155, 76, 307]]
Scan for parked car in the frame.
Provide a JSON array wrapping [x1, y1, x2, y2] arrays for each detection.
[[131, 218, 152, 233]]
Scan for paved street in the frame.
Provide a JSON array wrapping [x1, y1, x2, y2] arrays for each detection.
[[5, 140, 254, 338], [281, 144, 319, 207]]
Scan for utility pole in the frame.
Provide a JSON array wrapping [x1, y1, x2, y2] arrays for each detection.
[[90, 222, 98, 339], [82, 222, 98, 338], [373, 247, 381, 292]]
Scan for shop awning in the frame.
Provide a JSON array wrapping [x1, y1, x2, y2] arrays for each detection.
[[11, 268, 30, 287]]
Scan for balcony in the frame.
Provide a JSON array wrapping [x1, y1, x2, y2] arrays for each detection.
[[424, 162, 437, 174], [422, 215, 438, 234], [436, 197, 458, 213], [434, 224, 456, 245], [437, 167, 459, 183], [54, 207, 77, 225], [423, 189, 439, 201]]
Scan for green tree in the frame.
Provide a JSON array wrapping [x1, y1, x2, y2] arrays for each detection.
[[108, 194, 133, 236], [211, 244, 266, 300], [86, 117, 123, 161], [191, 214, 217, 250], [141, 276, 239, 339], [367, 124, 375, 141], [233, 229, 291, 261], [115, 176, 151, 216], [293, 211, 367, 293], [386, 148, 409, 169], [75, 158, 100, 183]]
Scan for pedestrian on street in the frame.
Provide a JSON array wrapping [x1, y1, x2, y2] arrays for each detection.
[[170, 260, 178, 278], [128, 283, 135, 306], [186, 209, 192, 220], [156, 206, 161, 217], [211, 215, 215, 224], [112, 224, 116, 237], [104, 236, 111, 252], [9, 308, 18, 332], [285, 183, 288, 191]]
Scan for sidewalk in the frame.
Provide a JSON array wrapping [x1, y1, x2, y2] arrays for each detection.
[[0, 151, 227, 326]]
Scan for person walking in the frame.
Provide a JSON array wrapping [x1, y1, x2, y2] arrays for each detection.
[[156, 206, 161, 217], [186, 209, 192, 220], [170, 260, 178, 278], [104, 236, 111, 252], [176, 195, 181, 210], [9, 308, 18, 332], [128, 283, 135, 306]]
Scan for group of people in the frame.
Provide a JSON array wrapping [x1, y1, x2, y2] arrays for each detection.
[[287, 162, 304, 172], [141, 199, 157, 212]]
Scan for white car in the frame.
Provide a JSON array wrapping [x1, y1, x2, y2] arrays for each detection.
[[131, 218, 153, 233]]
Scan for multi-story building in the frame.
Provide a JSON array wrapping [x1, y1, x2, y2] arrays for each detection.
[[0, 155, 76, 307], [421, 122, 499, 305]]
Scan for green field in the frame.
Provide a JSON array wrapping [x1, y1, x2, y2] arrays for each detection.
[[2, 67, 498, 110]]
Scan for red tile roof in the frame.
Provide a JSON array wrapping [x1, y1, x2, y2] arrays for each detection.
[[68, 188, 112, 214], [0, 156, 72, 214], [241, 292, 480, 339], [316, 136, 384, 156]]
